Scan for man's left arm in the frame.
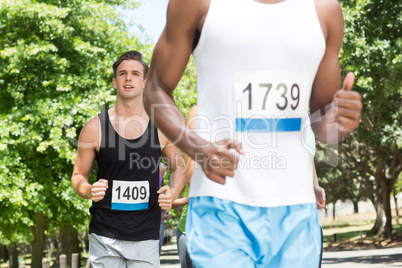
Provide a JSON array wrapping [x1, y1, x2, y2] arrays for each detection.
[[158, 133, 186, 210], [310, 0, 362, 144], [313, 161, 326, 210]]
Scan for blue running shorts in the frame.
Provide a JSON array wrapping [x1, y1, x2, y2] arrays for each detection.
[[186, 197, 322, 268]]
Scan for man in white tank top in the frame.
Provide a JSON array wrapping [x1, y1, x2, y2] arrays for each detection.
[[144, 0, 362, 267]]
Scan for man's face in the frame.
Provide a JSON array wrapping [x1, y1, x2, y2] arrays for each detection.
[[112, 60, 146, 100]]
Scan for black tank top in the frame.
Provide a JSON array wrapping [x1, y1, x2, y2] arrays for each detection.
[[89, 110, 161, 241]]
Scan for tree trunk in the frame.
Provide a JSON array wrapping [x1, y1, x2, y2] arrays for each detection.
[[70, 228, 81, 267], [367, 196, 388, 237], [394, 189, 399, 225], [1, 244, 9, 263], [382, 179, 393, 239], [55, 227, 71, 267], [353, 199, 359, 214], [7, 243, 18, 268], [332, 201, 336, 220], [31, 212, 46, 268], [366, 166, 394, 239]]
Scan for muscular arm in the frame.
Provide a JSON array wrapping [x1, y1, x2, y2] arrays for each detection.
[[171, 106, 197, 209], [144, 0, 242, 184], [311, 0, 362, 143], [158, 131, 186, 209], [71, 118, 100, 200], [161, 140, 186, 202], [144, 0, 206, 158]]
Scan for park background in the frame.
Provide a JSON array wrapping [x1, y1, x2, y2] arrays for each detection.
[[0, 0, 400, 267]]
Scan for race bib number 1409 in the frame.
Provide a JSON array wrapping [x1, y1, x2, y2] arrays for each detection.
[[111, 180, 149, 211]]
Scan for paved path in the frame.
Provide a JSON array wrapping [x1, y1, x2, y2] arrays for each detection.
[[322, 247, 402, 267], [160, 238, 180, 268], [161, 239, 402, 267]]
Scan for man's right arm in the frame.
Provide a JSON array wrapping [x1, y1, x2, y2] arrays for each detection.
[[144, 0, 242, 185], [71, 117, 107, 201], [144, 0, 206, 158]]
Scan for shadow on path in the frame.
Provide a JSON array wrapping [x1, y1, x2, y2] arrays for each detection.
[[323, 253, 402, 265], [161, 259, 180, 265], [160, 246, 180, 265]]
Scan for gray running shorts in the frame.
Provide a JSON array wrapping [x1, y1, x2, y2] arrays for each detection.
[[89, 233, 160, 268]]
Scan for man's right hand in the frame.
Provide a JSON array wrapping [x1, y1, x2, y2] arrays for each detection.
[[314, 184, 326, 210], [91, 179, 108, 202], [195, 139, 243, 185]]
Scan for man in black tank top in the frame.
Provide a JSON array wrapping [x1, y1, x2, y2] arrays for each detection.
[[71, 50, 185, 267]]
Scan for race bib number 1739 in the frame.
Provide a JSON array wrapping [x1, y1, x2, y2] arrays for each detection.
[[234, 72, 307, 132]]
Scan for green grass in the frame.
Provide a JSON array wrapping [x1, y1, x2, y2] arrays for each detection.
[[322, 219, 375, 229], [323, 224, 402, 245], [324, 229, 370, 243]]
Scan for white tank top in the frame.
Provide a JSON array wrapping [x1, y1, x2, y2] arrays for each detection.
[[189, 0, 325, 207]]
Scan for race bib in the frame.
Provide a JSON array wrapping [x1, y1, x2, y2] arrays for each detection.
[[235, 72, 307, 132], [111, 180, 149, 211]]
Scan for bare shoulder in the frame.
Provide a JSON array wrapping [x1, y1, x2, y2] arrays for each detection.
[[146, 0, 210, 93], [315, 0, 342, 16], [315, 0, 343, 40], [166, 0, 210, 34], [167, 0, 210, 19], [79, 115, 101, 146]]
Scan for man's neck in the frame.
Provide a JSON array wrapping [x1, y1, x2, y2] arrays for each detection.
[[114, 96, 147, 118]]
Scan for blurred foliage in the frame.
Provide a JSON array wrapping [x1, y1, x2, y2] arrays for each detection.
[[340, 0, 401, 146]]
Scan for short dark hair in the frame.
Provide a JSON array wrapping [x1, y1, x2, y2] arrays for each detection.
[[113, 50, 149, 79]]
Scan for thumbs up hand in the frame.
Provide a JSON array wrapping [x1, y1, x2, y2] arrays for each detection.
[[331, 72, 362, 134]]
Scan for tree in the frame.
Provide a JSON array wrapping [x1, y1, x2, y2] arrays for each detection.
[[315, 160, 343, 220], [0, 0, 149, 266], [393, 174, 402, 224], [315, 148, 365, 219], [338, 0, 402, 238]]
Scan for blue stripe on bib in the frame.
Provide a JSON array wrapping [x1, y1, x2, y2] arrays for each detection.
[[236, 118, 301, 132], [111, 202, 148, 211]]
